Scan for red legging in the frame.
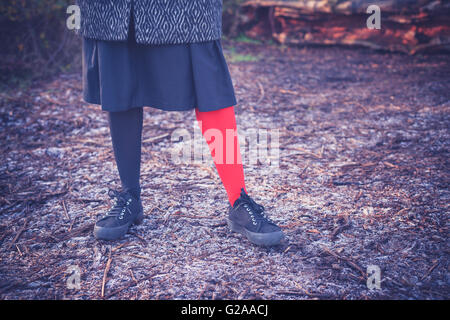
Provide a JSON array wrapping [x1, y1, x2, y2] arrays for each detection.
[[195, 106, 247, 206]]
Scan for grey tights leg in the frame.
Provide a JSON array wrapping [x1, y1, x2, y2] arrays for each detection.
[[107, 107, 143, 200]]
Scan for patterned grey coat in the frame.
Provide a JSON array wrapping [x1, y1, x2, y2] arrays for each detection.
[[76, 0, 223, 45]]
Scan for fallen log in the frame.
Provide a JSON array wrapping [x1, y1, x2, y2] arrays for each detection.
[[237, 0, 450, 54]]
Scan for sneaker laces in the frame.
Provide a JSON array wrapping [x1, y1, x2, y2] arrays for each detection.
[[103, 188, 133, 220], [237, 188, 274, 225]]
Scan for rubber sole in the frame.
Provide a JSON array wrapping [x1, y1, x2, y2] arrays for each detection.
[[93, 208, 144, 241], [226, 218, 284, 246]]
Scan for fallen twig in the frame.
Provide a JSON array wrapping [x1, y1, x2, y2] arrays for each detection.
[[321, 246, 365, 279], [7, 217, 28, 250], [101, 248, 113, 298]]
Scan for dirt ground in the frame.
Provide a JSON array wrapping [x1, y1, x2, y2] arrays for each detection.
[[0, 40, 449, 300]]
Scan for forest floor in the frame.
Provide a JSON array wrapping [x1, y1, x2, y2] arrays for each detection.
[[0, 40, 449, 300]]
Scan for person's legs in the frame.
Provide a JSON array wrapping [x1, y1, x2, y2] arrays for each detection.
[[107, 107, 143, 200], [196, 106, 284, 245], [195, 106, 246, 206]]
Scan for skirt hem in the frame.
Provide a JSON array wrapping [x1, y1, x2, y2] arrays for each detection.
[[83, 96, 237, 113]]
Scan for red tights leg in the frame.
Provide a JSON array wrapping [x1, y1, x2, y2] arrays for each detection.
[[195, 106, 246, 206]]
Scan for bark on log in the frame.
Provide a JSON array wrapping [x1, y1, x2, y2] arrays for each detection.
[[238, 0, 450, 54]]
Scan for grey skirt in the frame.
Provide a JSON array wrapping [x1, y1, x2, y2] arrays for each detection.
[[82, 13, 237, 112]]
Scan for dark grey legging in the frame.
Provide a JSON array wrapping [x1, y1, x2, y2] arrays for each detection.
[[107, 107, 143, 200]]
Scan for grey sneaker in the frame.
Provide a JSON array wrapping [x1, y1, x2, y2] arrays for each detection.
[[93, 188, 143, 240], [227, 188, 284, 246]]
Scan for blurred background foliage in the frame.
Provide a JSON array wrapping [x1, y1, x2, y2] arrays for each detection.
[[2, 0, 447, 90], [0, 0, 81, 89], [0, 0, 247, 89]]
